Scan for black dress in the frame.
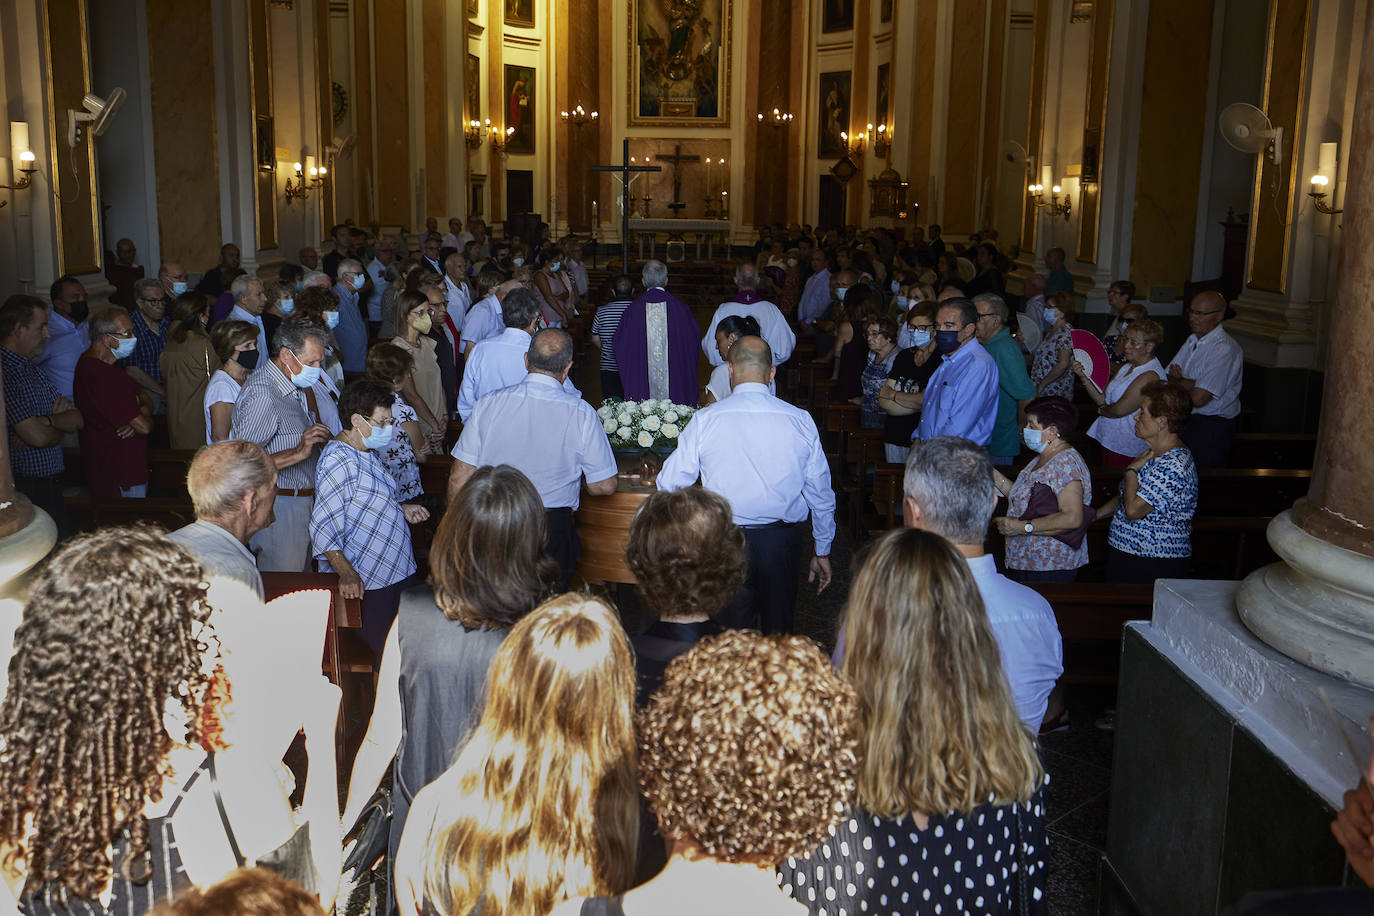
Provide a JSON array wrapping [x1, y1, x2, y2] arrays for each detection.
[[882, 347, 940, 448], [778, 787, 1049, 916]]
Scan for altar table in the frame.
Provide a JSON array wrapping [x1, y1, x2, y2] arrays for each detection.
[[628, 218, 730, 262]]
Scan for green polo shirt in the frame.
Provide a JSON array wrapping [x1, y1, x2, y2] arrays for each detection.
[[982, 327, 1036, 459]]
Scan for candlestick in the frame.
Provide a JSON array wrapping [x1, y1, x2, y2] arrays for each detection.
[[592, 200, 599, 226], [705, 157, 713, 198]]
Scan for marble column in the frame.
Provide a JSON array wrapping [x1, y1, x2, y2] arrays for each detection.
[[1237, 7, 1374, 688]]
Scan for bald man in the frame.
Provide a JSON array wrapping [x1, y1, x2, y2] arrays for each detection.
[[1167, 290, 1243, 469], [701, 262, 796, 367], [167, 440, 278, 599], [657, 336, 835, 635], [448, 328, 617, 588]]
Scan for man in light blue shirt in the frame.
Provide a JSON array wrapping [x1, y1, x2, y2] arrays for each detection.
[[332, 259, 369, 373], [657, 336, 835, 635], [457, 287, 578, 420], [916, 298, 1000, 447], [904, 436, 1064, 731], [227, 275, 269, 359], [448, 328, 618, 588], [797, 249, 833, 325], [35, 276, 90, 399]]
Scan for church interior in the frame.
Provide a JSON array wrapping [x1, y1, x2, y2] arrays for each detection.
[[1, 0, 1373, 914]]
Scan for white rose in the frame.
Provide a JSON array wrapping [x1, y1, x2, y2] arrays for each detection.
[[617, 426, 633, 439], [663, 409, 680, 423], [617, 411, 633, 426], [662, 423, 680, 438], [642, 414, 662, 431], [597, 404, 614, 419], [603, 418, 618, 434], [636, 430, 655, 448]]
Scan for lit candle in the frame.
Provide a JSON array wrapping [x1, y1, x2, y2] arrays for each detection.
[[705, 157, 712, 197], [593, 200, 599, 225]]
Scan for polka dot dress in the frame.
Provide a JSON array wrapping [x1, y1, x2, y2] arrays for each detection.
[[777, 786, 1049, 916]]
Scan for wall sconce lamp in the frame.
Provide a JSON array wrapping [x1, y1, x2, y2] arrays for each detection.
[[489, 124, 516, 157], [466, 119, 488, 150], [840, 128, 868, 155], [1309, 143, 1343, 215], [560, 104, 598, 127], [870, 122, 892, 158], [1028, 182, 1072, 220], [1308, 175, 1342, 215], [757, 108, 795, 128], [284, 160, 325, 202], [2, 150, 36, 192]]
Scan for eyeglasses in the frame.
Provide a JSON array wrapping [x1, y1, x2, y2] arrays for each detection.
[[140, 297, 168, 305], [106, 329, 136, 339], [909, 323, 935, 332], [976, 312, 997, 321], [367, 416, 395, 428], [1188, 308, 1225, 317]]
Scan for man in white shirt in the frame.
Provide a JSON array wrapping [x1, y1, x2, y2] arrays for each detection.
[[442, 251, 471, 328], [448, 328, 618, 588], [657, 336, 834, 635], [563, 238, 590, 297], [797, 249, 832, 326], [903, 435, 1065, 732], [167, 440, 278, 600], [441, 217, 472, 253], [701, 263, 796, 366], [456, 287, 578, 420], [1167, 290, 1243, 469], [364, 235, 399, 331]]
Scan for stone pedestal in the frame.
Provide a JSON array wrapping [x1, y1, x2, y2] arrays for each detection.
[[1104, 581, 1371, 915]]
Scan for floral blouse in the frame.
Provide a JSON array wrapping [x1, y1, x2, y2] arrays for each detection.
[[1005, 448, 1092, 572], [1031, 323, 1074, 400], [375, 392, 423, 500], [1108, 447, 1198, 559]]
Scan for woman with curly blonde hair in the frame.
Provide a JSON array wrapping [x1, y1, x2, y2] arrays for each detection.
[[393, 594, 639, 916], [554, 629, 859, 916], [781, 527, 1049, 915], [0, 528, 339, 915]]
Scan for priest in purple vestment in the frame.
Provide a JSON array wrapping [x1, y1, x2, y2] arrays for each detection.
[[612, 259, 702, 406]]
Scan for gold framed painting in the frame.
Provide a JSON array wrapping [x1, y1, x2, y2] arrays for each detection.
[[627, 0, 732, 127], [505, 0, 533, 28]]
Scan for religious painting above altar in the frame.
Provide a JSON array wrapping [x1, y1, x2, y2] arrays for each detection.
[[505, 64, 535, 155], [629, 0, 732, 127]]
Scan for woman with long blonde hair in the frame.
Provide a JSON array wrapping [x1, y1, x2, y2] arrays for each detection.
[[781, 527, 1049, 915], [393, 594, 639, 916]]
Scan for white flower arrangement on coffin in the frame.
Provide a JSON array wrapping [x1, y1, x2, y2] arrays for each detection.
[[598, 398, 696, 452]]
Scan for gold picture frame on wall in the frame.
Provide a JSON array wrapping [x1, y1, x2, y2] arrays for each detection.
[[505, 0, 534, 28], [627, 0, 732, 127]]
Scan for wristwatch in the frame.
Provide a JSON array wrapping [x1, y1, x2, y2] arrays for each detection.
[[1024, 521, 1034, 534]]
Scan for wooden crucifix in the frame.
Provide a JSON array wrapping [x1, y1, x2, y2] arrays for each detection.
[[655, 144, 701, 217], [593, 138, 663, 275]]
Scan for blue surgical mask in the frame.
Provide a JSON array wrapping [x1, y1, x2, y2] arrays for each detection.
[[911, 329, 932, 348], [1044, 307, 1060, 323], [890, 280, 900, 294], [835, 286, 848, 301], [935, 329, 962, 354], [352, 273, 366, 291], [1022, 427, 1046, 453], [110, 334, 137, 359], [279, 298, 295, 315], [512, 257, 525, 267], [895, 295, 909, 310], [548, 261, 561, 272], [362, 419, 394, 449], [296, 281, 305, 292], [171, 281, 188, 296], [324, 310, 340, 329], [286, 351, 322, 389]]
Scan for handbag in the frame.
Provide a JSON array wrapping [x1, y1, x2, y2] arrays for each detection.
[[1019, 482, 1096, 550], [342, 782, 394, 879], [206, 753, 319, 893]]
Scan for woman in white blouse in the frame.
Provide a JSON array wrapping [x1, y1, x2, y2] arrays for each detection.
[[204, 320, 260, 443], [1075, 317, 1166, 466]]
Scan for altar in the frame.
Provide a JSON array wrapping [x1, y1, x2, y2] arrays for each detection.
[[628, 218, 731, 262]]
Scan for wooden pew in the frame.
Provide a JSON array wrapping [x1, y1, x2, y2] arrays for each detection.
[[1228, 432, 1316, 469], [260, 570, 370, 681], [1029, 582, 1155, 685]]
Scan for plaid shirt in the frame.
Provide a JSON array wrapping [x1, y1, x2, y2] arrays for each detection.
[[309, 441, 415, 589], [122, 310, 170, 382], [2, 347, 64, 477]]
